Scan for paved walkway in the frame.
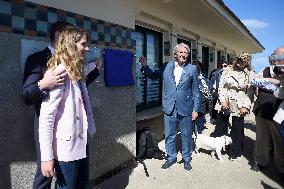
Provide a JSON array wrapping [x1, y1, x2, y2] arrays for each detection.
[[96, 114, 284, 189]]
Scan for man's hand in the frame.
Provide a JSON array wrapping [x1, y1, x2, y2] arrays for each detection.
[[210, 89, 216, 96], [38, 69, 67, 90], [41, 160, 55, 178], [221, 101, 229, 109], [269, 78, 280, 85], [192, 111, 198, 120], [95, 58, 103, 70], [239, 107, 249, 117], [139, 56, 148, 67]]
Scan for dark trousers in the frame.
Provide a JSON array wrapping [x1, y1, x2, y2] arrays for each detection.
[[193, 113, 205, 134], [33, 166, 52, 189], [254, 114, 284, 173], [230, 116, 244, 157], [33, 115, 52, 189], [211, 97, 218, 119], [212, 112, 229, 137]]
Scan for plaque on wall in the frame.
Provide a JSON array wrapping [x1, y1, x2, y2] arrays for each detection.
[[103, 48, 135, 87]]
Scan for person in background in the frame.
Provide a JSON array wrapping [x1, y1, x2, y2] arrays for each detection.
[[192, 60, 212, 134], [209, 60, 228, 124], [139, 43, 200, 172], [216, 52, 254, 161], [251, 46, 284, 173], [22, 21, 102, 189], [39, 26, 96, 189]]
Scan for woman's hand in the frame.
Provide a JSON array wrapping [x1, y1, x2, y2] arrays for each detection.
[[41, 160, 55, 177]]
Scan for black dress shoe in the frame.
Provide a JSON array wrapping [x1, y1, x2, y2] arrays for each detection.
[[161, 159, 177, 169], [184, 161, 192, 171], [251, 162, 264, 172], [229, 155, 238, 161]]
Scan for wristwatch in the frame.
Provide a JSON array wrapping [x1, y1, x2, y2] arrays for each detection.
[[38, 81, 49, 96]]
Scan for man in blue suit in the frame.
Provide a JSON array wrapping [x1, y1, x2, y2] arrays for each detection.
[[139, 43, 200, 171]]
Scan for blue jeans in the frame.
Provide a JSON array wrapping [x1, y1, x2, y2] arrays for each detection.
[[33, 115, 89, 189], [164, 111, 193, 162], [54, 156, 89, 189]]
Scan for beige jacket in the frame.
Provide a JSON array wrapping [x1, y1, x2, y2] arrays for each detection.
[[215, 66, 254, 117]]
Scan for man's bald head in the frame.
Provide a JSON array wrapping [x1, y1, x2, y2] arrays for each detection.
[[271, 46, 284, 66], [274, 46, 284, 54]]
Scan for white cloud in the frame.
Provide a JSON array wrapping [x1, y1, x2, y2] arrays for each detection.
[[241, 19, 268, 30], [252, 57, 269, 72]]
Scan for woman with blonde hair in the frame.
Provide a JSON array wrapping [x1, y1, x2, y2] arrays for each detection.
[[216, 52, 254, 160], [38, 26, 96, 188]]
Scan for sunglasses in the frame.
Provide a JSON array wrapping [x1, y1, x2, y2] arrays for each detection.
[[222, 64, 227, 68]]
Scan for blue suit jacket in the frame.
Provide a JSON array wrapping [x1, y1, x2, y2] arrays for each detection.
[[141, 60, 200, 116]]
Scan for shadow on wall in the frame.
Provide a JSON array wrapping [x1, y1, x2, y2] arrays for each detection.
[[0, 33, 136, 188], [88, 83, 136, 187]]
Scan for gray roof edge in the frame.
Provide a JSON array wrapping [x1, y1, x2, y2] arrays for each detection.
[[216, 0, 265, 50]]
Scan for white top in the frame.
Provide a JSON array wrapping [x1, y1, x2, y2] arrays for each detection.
[[174, 61, 184, 86]]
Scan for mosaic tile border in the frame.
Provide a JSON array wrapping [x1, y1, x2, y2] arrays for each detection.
[[0, 0, 136, 50]]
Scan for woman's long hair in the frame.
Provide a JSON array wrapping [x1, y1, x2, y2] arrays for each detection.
[[233, 52, 252, 71], [48, 26, 89, 81]]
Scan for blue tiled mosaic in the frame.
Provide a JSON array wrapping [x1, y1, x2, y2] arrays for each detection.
[[83, 20, 91, 30], [0, 13, 11, 27], [0, 0, 135, 50], [47, 11, 57, 23], [24, 7, 36, 19], [0, 1, 11, 15], [36, 20, 47, 33], [12, 15, 24, 30]]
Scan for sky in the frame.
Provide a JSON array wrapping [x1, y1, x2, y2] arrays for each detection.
[[223, 0, 284, 72]]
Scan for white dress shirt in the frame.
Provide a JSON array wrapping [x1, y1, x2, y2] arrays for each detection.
[[174, 61, 184, 86], [48, 44, 55, 54]]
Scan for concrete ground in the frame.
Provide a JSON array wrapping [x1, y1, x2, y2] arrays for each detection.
[[96, 114, 284, 189]]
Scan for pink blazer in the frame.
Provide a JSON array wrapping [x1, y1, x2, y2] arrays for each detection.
[[39, 63, 96, 162]]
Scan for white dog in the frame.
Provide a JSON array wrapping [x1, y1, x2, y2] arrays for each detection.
[[195, 134, 232, 162]]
